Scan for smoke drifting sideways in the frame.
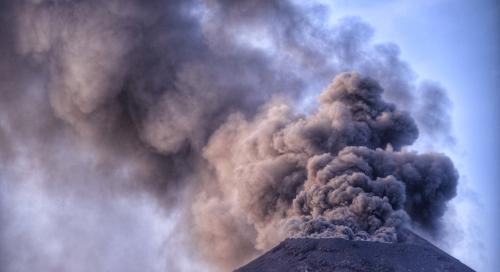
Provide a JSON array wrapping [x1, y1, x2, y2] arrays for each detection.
[[0, 0, 457, 271]]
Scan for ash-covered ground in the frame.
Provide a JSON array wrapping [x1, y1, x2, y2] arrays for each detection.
[[236, 231, 474, 272]]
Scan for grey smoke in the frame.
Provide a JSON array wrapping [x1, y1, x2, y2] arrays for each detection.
[[0, 0, 458, 271], [416, 81, 455, 145], [195, 73, 457, 268]]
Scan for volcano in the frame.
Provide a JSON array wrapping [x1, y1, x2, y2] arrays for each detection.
[[235, 231, 474, 272]]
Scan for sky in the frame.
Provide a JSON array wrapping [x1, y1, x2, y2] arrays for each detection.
[[314, 0, 500, 271]]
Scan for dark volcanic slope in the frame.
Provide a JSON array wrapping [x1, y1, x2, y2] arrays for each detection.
[[235, 236, 474, 272]]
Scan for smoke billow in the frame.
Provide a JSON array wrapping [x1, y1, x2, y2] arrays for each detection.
[[0, 0, 458, 271], [194, 72, 457, 268]]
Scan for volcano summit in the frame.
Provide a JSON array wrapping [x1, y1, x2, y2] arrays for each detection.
[[236, 231, 474, 272]]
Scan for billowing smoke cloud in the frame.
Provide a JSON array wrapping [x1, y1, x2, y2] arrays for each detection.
[[0, 0, 458, 271], [194, 73, 457, 268]]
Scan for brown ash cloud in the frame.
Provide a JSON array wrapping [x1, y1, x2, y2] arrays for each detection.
[[196, 73, 457, 268], [0, 0, 458, 271]]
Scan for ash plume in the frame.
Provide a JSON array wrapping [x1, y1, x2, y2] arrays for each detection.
[[0, 0, 458, 271], [195, 73, 457, 268]]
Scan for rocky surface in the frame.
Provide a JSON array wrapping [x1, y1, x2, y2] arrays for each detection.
[[235, 232, 474, 272]]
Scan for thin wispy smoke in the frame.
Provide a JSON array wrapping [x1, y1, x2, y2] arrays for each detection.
[[416, 81, 455, 145], [0, 0, 457, 271]]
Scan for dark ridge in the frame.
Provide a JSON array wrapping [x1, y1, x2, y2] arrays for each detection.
[[235, 232, 474, 272]]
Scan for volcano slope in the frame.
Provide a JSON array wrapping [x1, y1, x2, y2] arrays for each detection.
[[235, 231, 474, 272]]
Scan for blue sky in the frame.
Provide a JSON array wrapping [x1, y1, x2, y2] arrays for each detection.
[[315, 0, 499, 271]]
